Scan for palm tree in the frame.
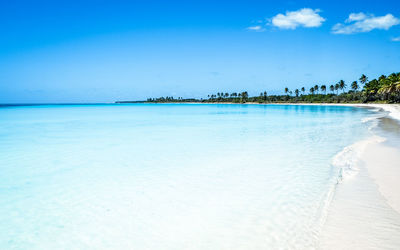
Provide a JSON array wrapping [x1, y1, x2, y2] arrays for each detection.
[[284, 87, 289, 95], [335, 83, 340, 95], [379, 75, 387, 82], [321, 85, 326, 94], [241, 91, 248, 102], [239, 91, 248, 102], [378, 80, 400, 95], [351, 81, 359, 91], [301, 87, 305, 95], [329, 85, 335, 94], [314, 85, 319, 94], [339, 80, 346, 92], [359, 74, 368, 86], [310, 87, 315, 95], [339, 80, 346, 93], [388, 73, 400, 83], [295, 89, 299, 97], [263, 91, 267, 101]]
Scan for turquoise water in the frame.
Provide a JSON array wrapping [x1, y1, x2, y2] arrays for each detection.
[[0, 104, 375, 249]]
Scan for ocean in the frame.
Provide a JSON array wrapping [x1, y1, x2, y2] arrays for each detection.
[[0, 104, 397, 249]]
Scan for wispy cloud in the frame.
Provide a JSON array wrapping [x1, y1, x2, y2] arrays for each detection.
[[246, 25, 265, 32], [332, 13, 400, 34], [270, 8, 326, 29], [392, 37, 400, 41]]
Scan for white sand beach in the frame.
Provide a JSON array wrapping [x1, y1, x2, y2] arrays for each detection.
[[320, 104, 400, 249], [354, 104, 400, 213], [363, 142, 400, 213]]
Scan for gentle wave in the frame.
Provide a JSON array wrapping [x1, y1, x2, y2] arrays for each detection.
[[316, 111, 388, 238], [314, 135, 386, 249], [381, 105, 400, 121], [361, 114, 383, 131], [365, 104, 400, 121], [332, 136, 385, 182], [312, 125, 386, 245], [319, 108, 400, 249], [316, 107, 390, 244], [334, 107, 392, 182]]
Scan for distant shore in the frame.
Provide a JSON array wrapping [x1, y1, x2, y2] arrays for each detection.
[[120, 72, 400, 105]]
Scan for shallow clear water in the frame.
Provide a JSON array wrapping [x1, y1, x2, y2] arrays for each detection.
[[0, 104, 376, 249]]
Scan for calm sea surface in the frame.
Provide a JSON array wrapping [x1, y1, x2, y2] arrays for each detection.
[[0, 104, 378, 249]]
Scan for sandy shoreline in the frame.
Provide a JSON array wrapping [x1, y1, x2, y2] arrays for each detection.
[[320, 140, 400, 249], [362, 142, 400, 213], [319, 103, 400, 249], [339, 104, 400, 213], [347, 104, 400, 214]]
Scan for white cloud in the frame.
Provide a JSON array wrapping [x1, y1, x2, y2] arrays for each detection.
[[271, 8, 326, 29], [332, 13, 400, 34], [346, 13, 367, 22], [392, 37, 400, 41], [247, 25, 265, 32]]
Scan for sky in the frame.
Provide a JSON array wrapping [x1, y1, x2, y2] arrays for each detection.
[[0, 0, 399, 103]]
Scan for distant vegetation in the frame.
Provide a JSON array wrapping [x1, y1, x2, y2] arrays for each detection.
[[117, 72, 400, 104]]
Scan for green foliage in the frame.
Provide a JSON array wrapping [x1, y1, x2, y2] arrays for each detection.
[[351, 81, 358, 91], [136, 72, 400, 104]]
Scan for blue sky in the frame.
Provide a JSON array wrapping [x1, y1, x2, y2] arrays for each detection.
[[0, 0, 399, 103]]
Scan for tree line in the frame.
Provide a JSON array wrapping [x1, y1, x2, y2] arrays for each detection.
[[125, 72, 400, 104]]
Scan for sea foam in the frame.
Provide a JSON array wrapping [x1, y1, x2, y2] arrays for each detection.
[[332, 136, 385, 181]]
